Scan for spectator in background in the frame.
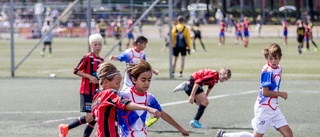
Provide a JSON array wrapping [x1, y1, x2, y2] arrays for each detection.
[[215, 9, 223, 25], [90, 18, 96, 29], [79, 20, 87, 28]]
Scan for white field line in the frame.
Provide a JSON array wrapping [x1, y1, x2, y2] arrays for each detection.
[[161, 90, 257, 107], [0, 90, 257, 115]]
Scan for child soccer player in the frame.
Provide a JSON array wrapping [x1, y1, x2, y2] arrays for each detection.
[[215, 43, 293, 137], [191, 23, 206, 52], [112, 20, 122, 51], [173, 68, 231, 128], [219, 20, 226, 46], [109, 36, 158, 91], [117, 60, 189, 137], [282, 19, 289, 46], [58, 33, 104, 137], [297, 21, 305, 54], [235, 19, 243, 45], [125, 17, 135, 49], [307, 19, 318, 52], [92, 62, 161, 137], [242, 17, 250, 47]]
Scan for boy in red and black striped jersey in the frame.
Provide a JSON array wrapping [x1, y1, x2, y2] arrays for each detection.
[[92, 62, 160, 137], [174, 68, 231, 128], [59, 33, 104, 137]]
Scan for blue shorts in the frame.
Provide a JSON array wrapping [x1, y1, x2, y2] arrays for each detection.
[[244, 30, 249, 37], [219, 32, 225, 37], [283, 30, 288, 36], [127, 32, 134, 39], [305, 37, 309, 42], [236, 32, 242, 37]]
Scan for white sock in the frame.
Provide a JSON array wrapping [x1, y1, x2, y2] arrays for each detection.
[[223, 131, 253, 137]]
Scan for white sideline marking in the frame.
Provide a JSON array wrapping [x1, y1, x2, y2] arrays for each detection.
[[0, 90, 257, 116], [161, 90, 257, 107]]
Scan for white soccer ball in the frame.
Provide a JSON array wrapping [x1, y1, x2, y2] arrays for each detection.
[[49, 73, 56, 78]]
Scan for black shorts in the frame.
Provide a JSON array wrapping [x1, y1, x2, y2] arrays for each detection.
[[114, 33, 121, 39], [80, 94, 93, 112], [44, 41, 52, 45], [100, 30, 106, 37], [173, 47, 187, 57], [194, 31, 201, 39], [185, 76, 204, 96], [297, 36, 304, 43]]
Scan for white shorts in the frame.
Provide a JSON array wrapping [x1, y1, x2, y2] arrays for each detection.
[[251, 102, 288, 134]]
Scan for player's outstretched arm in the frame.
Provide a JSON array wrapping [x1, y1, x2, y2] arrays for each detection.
[[109, 55, 119, 61], [126, 102, 161, 118], [160, 110, 189, 136]]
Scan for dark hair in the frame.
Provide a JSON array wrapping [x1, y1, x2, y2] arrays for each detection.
[[134, 36, 148, 45], [126, 60, 152, 84], [177, 15, 184, 22], [97, 62, 119, 85]]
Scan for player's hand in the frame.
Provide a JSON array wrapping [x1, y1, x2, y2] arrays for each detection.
[[187, 49, 191, 55], [89, 76, 99, 84], [180, 129, 189, 136], [153, 70, 159, 75], [109, 55, 115, 60], [188, 96, 194, 104], [280, 92, 288, 100], [147, 107, 161, 118]]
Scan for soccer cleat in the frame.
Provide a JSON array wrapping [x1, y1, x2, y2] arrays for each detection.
[[173, 82, 188, 92], [40, 51, 44, 57], [190, 119, 204, 128], [48, 54, 53, 58], [58, 124, 68, 137], [315, 48, 318, 52], [179, 72, 183, 77], [215, 129, 226, 137], [146, 117, 159, 127]]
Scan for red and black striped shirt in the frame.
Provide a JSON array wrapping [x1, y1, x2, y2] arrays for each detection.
[[92, 89, 131, 137], [74, 52, 104, 95], [192, 69, 219, 89]]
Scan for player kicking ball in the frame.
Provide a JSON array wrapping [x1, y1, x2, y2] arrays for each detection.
[[173, 68, 231, 128]]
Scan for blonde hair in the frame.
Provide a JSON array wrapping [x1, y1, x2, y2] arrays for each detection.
[[89, 33, 103, 45], [220, 68, 232, 79], [97, 62, 120, 85]]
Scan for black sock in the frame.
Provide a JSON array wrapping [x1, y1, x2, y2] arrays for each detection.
[[83, 121, 96, 137], [194, 105, 207, 121], [68, 116, 86, 130], [312, 41, 318, 48]]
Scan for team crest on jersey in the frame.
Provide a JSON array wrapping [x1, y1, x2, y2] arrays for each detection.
[[92, 96, 102, 108]]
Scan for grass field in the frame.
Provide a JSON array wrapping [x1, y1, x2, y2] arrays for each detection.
[[0, 25, 320, 137]]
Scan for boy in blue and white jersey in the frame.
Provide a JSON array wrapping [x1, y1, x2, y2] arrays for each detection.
[[215, 43, 293, 137], [109, 36, 158, 91], [118, 60, 189, 137]]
